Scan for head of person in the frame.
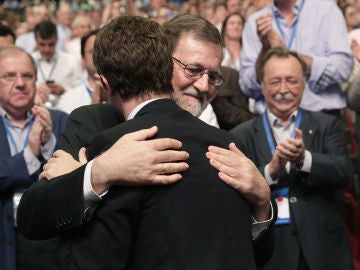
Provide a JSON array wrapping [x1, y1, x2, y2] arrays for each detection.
[[0, 46, 37, 118], [0, 24, 16, 46], [32, 4, 51, 25], [56, 3, 73, 28], [71, 14, 93, 38], [226, 0, 241, 13], [81, 29, 99, 77], [34, 20, 58, 61], [256, 47, 307, 119], [342, 4, 359, 31], [93, 16, 173, 107], [163, 14, 224, 117], [221, 12, 244, 44]]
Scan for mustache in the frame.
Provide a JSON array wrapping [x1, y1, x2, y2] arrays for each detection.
[[273, 93, 295, 101]]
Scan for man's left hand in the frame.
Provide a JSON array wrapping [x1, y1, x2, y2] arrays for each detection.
[[206, 143, 271, 221]]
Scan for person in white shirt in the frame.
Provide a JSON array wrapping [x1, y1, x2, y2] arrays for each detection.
[[58, 29, 105, 114], [31, 20, 83, 110]]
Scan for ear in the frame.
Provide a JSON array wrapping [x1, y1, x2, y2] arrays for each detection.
[[99, 74, 114, 97]]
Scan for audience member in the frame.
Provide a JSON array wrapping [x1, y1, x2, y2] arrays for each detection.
[[55, 3, 73, 50], [231, 46, 354, 270], [0, 45, 67, 270], [221, 12, 244, 71], [31, 20, 83, 109], [63, 14, 93, 64], [240, 0, 353, 116], [15, 4, 51, 53], [18, 14, 274, 268], [58, 29, 105, 114], [226, 0, 241, 13], [0, 23, 16, 46]]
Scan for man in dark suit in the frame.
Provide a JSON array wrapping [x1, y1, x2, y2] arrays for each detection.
[[18, 15, 275, 268], [0, 46, 67, 270], [227, 46, 354, 269], [69, 15, 253, 269], [19, 15, 272, 269]]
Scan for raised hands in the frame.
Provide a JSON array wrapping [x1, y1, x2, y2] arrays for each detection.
[[28, 104, 53, 157], [256, 13, 284, 50]]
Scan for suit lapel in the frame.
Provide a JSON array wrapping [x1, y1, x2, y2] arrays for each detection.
[[299, 110, 317, 149], [253, 116, 274, 163], [0, 119, 11, 157]]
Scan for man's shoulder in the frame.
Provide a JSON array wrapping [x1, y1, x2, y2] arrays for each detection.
[[231, 115, 260, 134]]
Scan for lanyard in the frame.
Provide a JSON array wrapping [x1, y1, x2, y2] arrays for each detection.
[[37, 58, 58, 82], [2, 116, 35, 154], [262, 109, 302, 155], [273, 0, 304, 49]]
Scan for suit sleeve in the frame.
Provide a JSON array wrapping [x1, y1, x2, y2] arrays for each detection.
[[301, 117, 352, 187], [17, 165, 86, 240]]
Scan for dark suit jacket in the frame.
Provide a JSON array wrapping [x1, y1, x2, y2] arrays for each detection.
[[59, 99, 256, 270], [0, 109, 67, 270], [18, 102, 274, 268], [211, 66, 253, 130], [230, 109, 354, 270]]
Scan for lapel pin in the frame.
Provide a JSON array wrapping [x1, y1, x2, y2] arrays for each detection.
[[309, 129, 313, 135]]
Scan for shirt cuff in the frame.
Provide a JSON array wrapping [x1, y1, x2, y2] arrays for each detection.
[[298, 150, 312, 172], [24, 147, 41, 175], [264, 164, 278, 185], [40, 133, 56, 160], [83, 160, 108, 208], [251, 202, 274, 240]]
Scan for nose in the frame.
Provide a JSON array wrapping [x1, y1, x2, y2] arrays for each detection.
[[278, 79, 288, 93], [14, 74, 26, 86], [193, 73, 210, 95]]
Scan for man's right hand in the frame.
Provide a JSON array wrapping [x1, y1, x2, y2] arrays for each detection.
[[89, 126, 189, 194]]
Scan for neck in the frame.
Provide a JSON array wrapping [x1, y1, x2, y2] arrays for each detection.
[[121, 93, 171, 119], [225, 38, 241, 57], [275, 0, 297, 11], [6, 109, 29, 127]]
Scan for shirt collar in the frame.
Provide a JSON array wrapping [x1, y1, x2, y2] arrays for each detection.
[[127, 98, 163, 120], [0, 107, 34, 127], [272, 0, 303, 17], [266, 109, 298, 128]]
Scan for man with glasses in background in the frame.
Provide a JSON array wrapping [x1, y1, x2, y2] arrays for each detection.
[[0, 46, 67, 270], [229, 46, 354, 270]]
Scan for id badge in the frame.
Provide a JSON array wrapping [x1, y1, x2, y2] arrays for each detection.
[[274, 187, 291, 225], [13, 192, 24, 227]]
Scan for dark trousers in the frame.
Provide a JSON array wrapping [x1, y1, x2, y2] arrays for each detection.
[[259, 225, 310, 270]]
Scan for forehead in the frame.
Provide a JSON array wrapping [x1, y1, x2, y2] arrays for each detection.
[[0, 51, 34, 71], [263, 55, 303, 78], [173, 33, 222, 71]]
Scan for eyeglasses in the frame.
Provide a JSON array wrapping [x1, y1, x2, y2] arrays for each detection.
[[172, 56, 224, 87], [263, 77, 303, 91], [0, 72, 35, 83]]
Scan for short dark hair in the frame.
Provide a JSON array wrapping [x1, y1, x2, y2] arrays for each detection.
[[0, 24, 16, 43], [93, 16, 173, 100], [34, 20, 57, 40], [256, 47, 308, 83], [163, 14, 224, 54], [81, 29, 99, 57]]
